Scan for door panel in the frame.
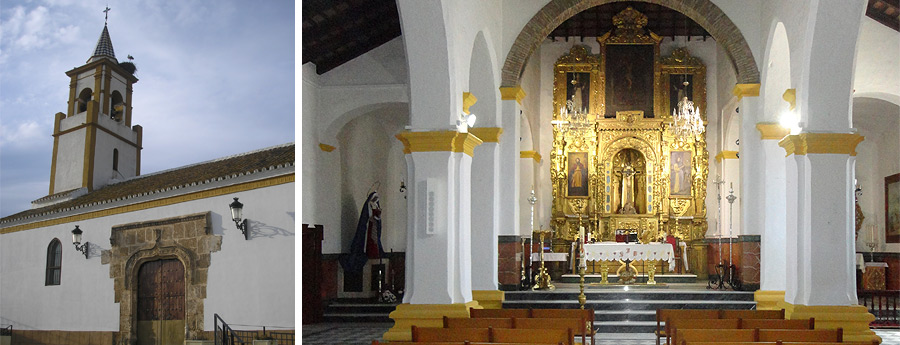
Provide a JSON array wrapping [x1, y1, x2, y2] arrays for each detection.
[[137, 259, 185, 345]]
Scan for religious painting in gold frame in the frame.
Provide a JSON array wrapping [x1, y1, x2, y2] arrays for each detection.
[[657, 48, 707, 121], [669, 151, 692, 198], [597, 6, 661, 119], [887, 173, 900, 243], [553, 45, 602, 117], [567, 152, 590, 198]]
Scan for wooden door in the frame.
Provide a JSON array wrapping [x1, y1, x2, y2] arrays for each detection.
[[137, 259, 185, 345], [302, 224, 323, 324]]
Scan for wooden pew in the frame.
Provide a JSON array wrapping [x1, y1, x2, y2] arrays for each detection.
[[470, 308, 531, 318], [491, 328, 573, 345], [676, 329, 758, 343], [738, 318, 813, 330], [666, 318, 740, 345], [718, 309, 785, 319], [513, 317, 587, 345], [655, 309, 720, 345], [682, 342, 878, 345], [443, 316, 514, 329], [373, 342, 566, 345], [757, 328, 843, 342], [410, 326, 491, 342]]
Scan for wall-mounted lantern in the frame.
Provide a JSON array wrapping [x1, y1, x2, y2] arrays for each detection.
[[229, 197, 249, 240], [71, 225, 89, 259]]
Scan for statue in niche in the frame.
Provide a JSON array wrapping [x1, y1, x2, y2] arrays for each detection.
[[613, 149, 645, 214]]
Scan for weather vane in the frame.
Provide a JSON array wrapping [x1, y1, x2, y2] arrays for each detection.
[[103, 6, 111, 25]]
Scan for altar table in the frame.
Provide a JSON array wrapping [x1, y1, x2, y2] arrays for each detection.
[[581, 242, 676, 284]]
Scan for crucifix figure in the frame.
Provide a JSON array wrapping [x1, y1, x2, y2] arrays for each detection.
[[613, 152, 642, 214]]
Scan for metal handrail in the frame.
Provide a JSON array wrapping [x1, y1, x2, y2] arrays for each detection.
[[214, 314, 250, 345], [0, 324, 11, 336], [214, 315, 295, 345]]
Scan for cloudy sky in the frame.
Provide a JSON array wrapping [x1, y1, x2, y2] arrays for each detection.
[[0, 1, 295, 217]]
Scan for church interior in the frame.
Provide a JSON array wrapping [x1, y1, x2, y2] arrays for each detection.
[[302, 0, 899, 344]]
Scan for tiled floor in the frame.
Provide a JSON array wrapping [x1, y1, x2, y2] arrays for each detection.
[[300, 322, 900, 345]]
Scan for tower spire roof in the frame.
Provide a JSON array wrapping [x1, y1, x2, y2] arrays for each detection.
[[88, 25, 116, 63]]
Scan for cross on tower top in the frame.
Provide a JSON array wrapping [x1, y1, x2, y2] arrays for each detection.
[[103, 6, 111, 25]]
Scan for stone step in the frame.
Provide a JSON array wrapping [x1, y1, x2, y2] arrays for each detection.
[[594, 310, 657, 322], [503, 299, 757, 311], [593, 320, 658, 333], [558, 274, 700, 284], [504, 290, 754, 302]]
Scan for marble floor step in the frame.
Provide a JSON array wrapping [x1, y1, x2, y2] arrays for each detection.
[[594, 310, 657, 321], [504, 299, 756, 310], [504, 291, 755, 301], [323, 312, 393, 323], [593, 321, 658, 333]]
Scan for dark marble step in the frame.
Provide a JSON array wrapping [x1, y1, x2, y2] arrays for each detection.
[[325, 303, 399, 313], [558, 274, 699, 284], [503, 299, 757, 311], [323, 312, 393, 323], [593, 321, 657, 333], [504, 291, 755, 302], [594, 310, 657, 322]]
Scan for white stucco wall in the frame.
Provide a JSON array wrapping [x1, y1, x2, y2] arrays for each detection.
[[53, 127, 88, 193], [0, 178, 295, 332]]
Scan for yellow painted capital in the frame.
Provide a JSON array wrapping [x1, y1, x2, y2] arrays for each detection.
[[782, 88, 796, 110], [756, 122, 790, 140], [778, 301, 879, 343], [395, 131, 483, 157], [383, 301, 482, 341], [520, 150, 542, 163], [715, 150, 739, 162], [732, 83, 760, 100], [462, 92, 478, 114], [318, 143, 336, 152], [499, 86, 526, 105], [468, 127, 503, 143], [778, 132, 864, 157]]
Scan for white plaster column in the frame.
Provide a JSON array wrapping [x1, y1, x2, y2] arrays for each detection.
[[737, 91, 763, 237], [498, 91, 523, 236], [469, 129, 502, 291], [757, 125, 789, 292]]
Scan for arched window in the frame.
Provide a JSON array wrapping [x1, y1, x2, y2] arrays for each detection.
[[110, 91, 124, 121], [46, 239, 62, 285], [77, 88, 93, 114], [113, 149, 119, 171]]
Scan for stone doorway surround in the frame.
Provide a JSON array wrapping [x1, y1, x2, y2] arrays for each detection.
[[103, 212, 222, 343]]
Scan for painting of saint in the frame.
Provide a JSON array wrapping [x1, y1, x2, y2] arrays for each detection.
[[566, 72, 591, 113], [887, 173, 900, 243], [605, 44, 654, 118], [567, 152, 589, 197], [669, 151, 692, 197]]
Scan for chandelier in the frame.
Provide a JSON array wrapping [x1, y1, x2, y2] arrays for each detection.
[[552, 97, 594, 136], [671, 79, 705, 139]]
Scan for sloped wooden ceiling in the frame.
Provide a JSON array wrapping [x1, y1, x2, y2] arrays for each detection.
[[301, 0, 897, 75]]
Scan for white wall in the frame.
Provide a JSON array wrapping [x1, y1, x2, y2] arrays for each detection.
[[853, 97, 900, 253], [0, 179, 295, 332]]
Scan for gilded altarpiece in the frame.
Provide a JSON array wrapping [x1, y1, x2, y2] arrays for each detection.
[[549, 8, 709, 277]]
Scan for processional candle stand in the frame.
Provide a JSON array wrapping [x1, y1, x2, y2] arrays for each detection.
[[578, 216, 587, 309], [531, 190, 554, 290]]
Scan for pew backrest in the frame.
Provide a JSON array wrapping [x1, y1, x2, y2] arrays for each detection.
[[739, 318, 813, 330], [411, 326, 491, 342], [676, 329, 757, 343], [443, 316, 513, 329], [757, 328, 842, 342], [531, 308, 595, 324], [491, 327, 573, 345], [513, 317, 586, 345], [718, 309, 785, 320], [470, 308, 531, 318], [656, 309, 721, 345], [667, 319, 740, 345]]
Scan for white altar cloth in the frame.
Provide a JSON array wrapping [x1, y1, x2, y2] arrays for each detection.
[[532, 252, 568, 262], [583, 242, 676, 271]]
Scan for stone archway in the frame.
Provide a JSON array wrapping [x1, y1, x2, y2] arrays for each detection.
[[104, 212, 222, 343], [500, 0, 760, 87]]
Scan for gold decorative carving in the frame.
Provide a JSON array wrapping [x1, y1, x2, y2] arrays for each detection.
[[550, 10, 709, 277], [778, 132, 865, 157]]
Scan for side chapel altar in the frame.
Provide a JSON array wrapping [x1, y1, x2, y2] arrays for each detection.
[[548, 7, 711, 279]]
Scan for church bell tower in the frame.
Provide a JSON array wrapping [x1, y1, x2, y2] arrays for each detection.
[[47, 22, 141, 196]]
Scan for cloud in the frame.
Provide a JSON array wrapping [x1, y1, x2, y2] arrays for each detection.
[[0, 120, 46, 149]]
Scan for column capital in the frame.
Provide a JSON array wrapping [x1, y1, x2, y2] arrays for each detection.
[[499, 86, 526, 105], [715, 150, 739, 162], [318, 143, 336, 152], [756, 122, 790, 140], [468, 127, 503, 143], [396, 131, 483, 157], [520, 150, 542, 163], [732, 83, 760, 100], [778, 132, 864, 156], [462, 92, 478, 114]]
